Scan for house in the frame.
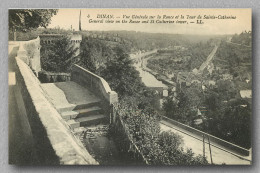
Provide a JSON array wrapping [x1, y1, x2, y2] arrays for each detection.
[[208, 80, 216, 86], [191, 79, 201, 84], [192, 68, 199, 74], [222, 73, 233, 80], [240, 90, 252, 99]]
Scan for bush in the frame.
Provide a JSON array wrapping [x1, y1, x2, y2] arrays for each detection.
[[40, 36, 78, 72], [115, 102, 208, 165]]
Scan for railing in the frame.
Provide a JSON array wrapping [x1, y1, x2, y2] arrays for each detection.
[[71, 64, 118, 104], [162, 116, 250, 156]]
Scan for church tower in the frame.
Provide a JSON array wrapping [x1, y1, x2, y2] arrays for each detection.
[[79, 10, 82, 31]]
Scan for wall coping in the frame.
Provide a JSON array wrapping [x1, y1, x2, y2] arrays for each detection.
[[72, 64, 118, 104], [74, 64, 112, 92], [15, 53, 98, 165]]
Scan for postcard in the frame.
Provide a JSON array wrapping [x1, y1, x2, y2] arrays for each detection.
[[8, 9, 252, 165]]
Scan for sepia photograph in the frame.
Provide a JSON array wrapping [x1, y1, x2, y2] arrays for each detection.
[[8, 8, 252, 165]]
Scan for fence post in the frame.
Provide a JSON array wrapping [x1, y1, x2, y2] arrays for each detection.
[[110, 104, 116, 124], [208, 135, 213, 164], [203, 134, 205, 158]]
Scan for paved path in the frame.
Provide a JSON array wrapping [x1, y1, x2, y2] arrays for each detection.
[[41, 81, 101, 109], [160, 120, 251, 165]]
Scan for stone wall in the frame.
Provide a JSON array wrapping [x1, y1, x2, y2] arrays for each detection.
[[14, 48, 98, 165], [71, 64, 118, 104], [38, 71, 71, 83], [17, 37, 41, 76]]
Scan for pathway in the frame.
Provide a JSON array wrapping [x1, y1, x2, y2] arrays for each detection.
[[160, 120, 251, 165]]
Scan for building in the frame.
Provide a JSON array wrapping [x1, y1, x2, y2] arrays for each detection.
[[240, 90, 252, 99], [222, 73, 233, 80], [39, 34, 82, 56]]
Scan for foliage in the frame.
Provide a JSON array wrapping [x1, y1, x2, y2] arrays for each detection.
[[116, 102, 208, 165], [78, 37, 113, 73], [24, 41, 37, 59], [146, 40, 215, 75], [9, 9, 58, 32], [163, 84, 251, 148], [231, 31, 252, 46], [163, 87, 200, 126], [161, 32, 251, 148], [100, 45, 147, 98], [205, 97, 251, 148], [188, 41, 215, 70], [41, 36, 79, 72], [214, 40, 251, 78]]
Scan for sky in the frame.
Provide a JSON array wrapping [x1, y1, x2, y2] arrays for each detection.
[[48, 9, 251, 35]]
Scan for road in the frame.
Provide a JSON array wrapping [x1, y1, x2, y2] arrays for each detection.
[[226, 41, 251, 48], [160, 120, 251, 165], [130, 47, 251, 165], [198, 45, 218, 72]]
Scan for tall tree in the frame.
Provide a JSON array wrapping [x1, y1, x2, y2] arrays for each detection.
[[41, 36, 79, 72], [9, 9, 58, 40], [101, 45, 146, 98], [79, 38, 113, 73]]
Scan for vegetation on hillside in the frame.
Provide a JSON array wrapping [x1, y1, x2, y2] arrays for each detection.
[[78, 38, 208, 165], [163, 32, 252, 148], [23, 26, 251, 162], [163, 84, 251, 148], [40, 36, 79, 72], [116, 101, 208, 165], [147, 40, 215, 75], [231, 31, 252, 46], [214, 40, 252, 79]]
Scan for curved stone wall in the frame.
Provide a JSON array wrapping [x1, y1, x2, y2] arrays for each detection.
[[13, 42, 98, 165]]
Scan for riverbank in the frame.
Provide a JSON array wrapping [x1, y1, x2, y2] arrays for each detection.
[[131, 51, 167, 88], [133, 51, 175, 87]]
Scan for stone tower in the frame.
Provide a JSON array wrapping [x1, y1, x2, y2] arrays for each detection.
[[79, 10, 82, 31]]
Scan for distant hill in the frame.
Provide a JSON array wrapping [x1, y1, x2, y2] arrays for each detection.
[[231, 31, 252, 47]]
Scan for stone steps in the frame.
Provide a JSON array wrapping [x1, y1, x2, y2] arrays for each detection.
[[75, 106, 103, 118], [61, 111, 78, 120], [75, 114, 107, 126], [63, 102, 108, 129], [73, 101, 101, 110], [57, 105, 76, 113], [67, 119, 80, 129], [41, 81, 108, 130], [67, 114, 107, 129]]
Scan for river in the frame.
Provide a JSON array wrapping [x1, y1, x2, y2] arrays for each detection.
[[130, 50, 167, 88]]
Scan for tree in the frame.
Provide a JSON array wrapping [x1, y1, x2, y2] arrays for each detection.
[[101, 45, 146, 98], [41, 36, 79, 72], [116, 102, 208, 165], [79, 37, 113, 73], [9, 9, 58, 40]]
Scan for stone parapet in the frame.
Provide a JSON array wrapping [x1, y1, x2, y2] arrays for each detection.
[[71, 64, 118, 105], [14, 51, 98, 165]]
